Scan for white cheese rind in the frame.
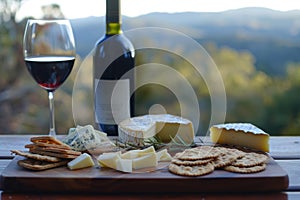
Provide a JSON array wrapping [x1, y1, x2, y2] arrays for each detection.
[[118, 114, 194, 147], [210, 123, 270, 152], [212, 123, 267, 135]]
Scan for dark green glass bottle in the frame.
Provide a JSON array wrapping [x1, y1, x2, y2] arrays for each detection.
[[93, 0, 135, 136]]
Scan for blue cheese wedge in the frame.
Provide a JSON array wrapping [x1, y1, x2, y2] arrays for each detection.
[[63, 125, 115, 152], [118, 114, 195, 147], [210, 123, 270, 152]]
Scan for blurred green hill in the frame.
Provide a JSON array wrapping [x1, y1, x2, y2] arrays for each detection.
[[72, 7, 300, 76], [1, 6, 300, 136]]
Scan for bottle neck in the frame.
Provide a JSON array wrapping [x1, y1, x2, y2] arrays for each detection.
[[106, 0, 122, 35], [106, 23, 122, 35]]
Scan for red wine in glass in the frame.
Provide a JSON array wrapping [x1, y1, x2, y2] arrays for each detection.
[[25, 56, 75, 92], [23, 19, 76, 137]]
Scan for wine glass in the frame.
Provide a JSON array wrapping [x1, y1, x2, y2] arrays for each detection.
[[23, 19, 76, 137]]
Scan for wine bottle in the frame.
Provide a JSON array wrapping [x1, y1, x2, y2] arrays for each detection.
[[93, 0, 135, 136]]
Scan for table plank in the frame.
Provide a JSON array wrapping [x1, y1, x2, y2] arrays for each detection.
[[0, 160, 10, 190], [269, 136, 300, 159], [0, 135, 65, 158], [277, 160, 300, 191]]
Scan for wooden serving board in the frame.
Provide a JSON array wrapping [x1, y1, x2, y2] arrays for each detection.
[[0, 156, 289, 194]]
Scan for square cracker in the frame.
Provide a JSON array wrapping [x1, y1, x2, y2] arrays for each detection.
[[11, 150, 61, 162], [18, 158, 68, 171], [29, 149, 80, 159]]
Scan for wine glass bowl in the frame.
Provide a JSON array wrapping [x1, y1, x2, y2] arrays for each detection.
[[23, 19, 76, 137]]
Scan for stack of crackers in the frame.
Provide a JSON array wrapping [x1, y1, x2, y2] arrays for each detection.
[[168, 145, 269, 177], [11, 136, 81, 171]]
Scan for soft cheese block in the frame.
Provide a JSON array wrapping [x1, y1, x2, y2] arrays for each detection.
[[67, 153, 95, 170], [118, 114, 195, 147], [210, 123, 270, 152]]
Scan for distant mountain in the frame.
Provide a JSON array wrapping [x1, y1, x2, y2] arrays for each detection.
[[71, 7, 300, 76]]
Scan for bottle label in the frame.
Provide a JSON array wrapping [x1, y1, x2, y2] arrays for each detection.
[[94, 79, 130, 125]]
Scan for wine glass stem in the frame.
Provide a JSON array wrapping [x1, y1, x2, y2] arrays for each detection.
[[48, 91, 56, 137]]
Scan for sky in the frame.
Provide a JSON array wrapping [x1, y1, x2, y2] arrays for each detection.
[[16, 0, 300, 21]]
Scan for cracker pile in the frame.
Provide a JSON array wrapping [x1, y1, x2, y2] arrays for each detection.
[[168, 145, 269, 177], [11, 136, 81, 171]]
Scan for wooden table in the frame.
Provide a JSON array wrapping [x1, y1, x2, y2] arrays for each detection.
[[0, 135, 300, 199]]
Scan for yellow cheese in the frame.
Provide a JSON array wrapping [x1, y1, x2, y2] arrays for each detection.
[[116, 158, 132, 173], [156, 149, 172, 162], [118, 114, 195, 147], [132, 151, 158, 170], [97, 152, 121, 169], [121, 146, 155, 159], [210, 123, 270, 152], [97, 147, 172, 172], [67, 153, 95, 170]]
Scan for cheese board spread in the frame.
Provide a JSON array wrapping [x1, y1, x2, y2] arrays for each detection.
[[0, 119, 289, 193]]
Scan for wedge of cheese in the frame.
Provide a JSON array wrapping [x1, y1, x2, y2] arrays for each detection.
[[63, 125, 115, 152], [118, 114, 195, 147], [210, 123, 270, 152], [67, 153, 95, 170]]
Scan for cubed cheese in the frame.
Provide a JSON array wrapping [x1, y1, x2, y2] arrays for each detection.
[[121, 146, 156, 159], [156, 149, 172, 161], [132, 151, 158, 170], [67, 153, 95, 170]]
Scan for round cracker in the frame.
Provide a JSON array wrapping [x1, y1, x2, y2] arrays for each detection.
[[214, 146, 246, 158], [168, 162, 214, 177], [212, 151, 240, 168], [175, 146, 221, 161], [172, 157, 213, 166], [224, 163, 266, 174], [231, 152, 269, 167]]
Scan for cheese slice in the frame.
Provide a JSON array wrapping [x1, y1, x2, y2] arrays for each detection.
[[210, 123, 270, 152], [132, 151, 158, 170], [116, 158, 132, 173], [118, 114, 195, 147], [156, 149, 172, 162], [97, 146, 172, 172], [67, 153, 95, 170], [98, 152, 133, 173], [97, 152, 121, 169], [121, 146, 155, 159]]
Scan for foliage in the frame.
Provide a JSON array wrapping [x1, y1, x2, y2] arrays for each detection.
[[1, 3, 300, 136]]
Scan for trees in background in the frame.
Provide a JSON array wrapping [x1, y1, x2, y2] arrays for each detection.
[[1, 1, 300, 135], [0, 1, 76, 134]]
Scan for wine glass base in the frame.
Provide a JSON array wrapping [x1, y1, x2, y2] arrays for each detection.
[[49, 129, 56, 138]]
